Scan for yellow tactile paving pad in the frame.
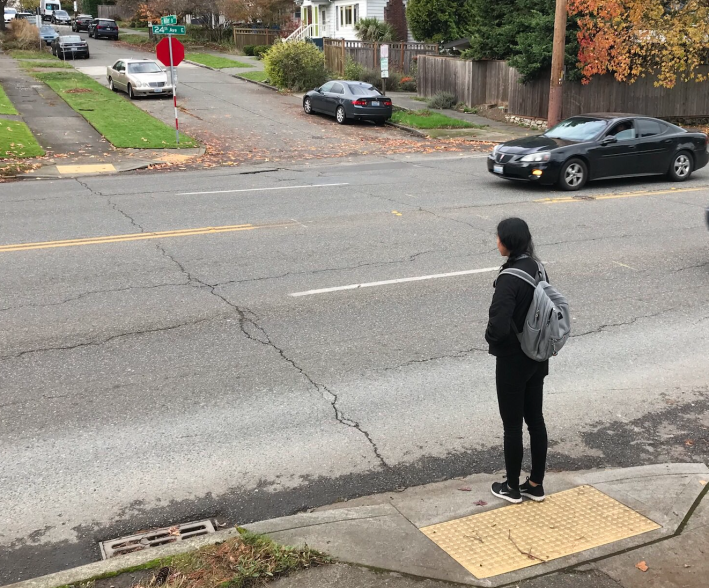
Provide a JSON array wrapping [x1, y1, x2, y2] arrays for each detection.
[[56, 164, 116, 174], [421, 485, 660, 579]]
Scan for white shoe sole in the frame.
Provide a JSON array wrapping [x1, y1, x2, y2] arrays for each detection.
[[491, 487, 523, 504], [520, 491, 546, 502]]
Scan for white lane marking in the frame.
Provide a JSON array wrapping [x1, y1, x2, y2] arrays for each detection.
[[177, 183, 349, 196], [290, 266, 500, 297]]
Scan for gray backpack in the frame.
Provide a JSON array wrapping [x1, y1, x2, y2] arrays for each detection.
[[499, 261, 571, 361]]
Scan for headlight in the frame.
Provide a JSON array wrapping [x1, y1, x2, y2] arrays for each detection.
[[492, 144, 501, 157], [520, 152, 551, 163]]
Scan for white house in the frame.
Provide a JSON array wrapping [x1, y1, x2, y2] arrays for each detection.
[[290, 0, 414, 43]]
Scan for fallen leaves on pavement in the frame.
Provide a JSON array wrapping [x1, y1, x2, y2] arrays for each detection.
[[635, 560, 649, 572]]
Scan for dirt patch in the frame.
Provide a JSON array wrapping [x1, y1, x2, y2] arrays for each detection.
[[65, 88, 93, 94]]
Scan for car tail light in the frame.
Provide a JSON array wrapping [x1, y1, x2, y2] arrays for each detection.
[[352, 99, 367, 106], [383, 100, 392, 106]]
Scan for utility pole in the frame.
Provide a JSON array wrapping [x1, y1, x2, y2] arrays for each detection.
[[547, 0, 568, 128]]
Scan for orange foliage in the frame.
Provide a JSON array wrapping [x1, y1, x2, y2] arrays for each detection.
[[569, 0, 709, 87]]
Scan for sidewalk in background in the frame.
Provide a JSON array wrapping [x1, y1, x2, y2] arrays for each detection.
[[9, 463, 707, 588]]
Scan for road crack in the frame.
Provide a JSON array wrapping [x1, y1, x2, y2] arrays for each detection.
[[572, 306, 679, 338]]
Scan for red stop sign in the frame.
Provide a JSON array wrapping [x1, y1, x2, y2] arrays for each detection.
[[156, 37, 185, 67]]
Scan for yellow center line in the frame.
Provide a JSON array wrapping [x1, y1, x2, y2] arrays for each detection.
[[0, 222, 294, 253], [535, 185, 709, 204]]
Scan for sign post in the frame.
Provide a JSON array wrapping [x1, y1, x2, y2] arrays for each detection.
[[380, 44, 389, 96], [156, 28, 185, 145]]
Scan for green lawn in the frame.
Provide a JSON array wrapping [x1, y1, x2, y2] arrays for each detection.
[[33, 71, 198, 149], [186, 52, 252, 69], [0, 120, 45, 158], [391, 109, 483, 129], [9, 49, 53, 60], [236, 70, 269, 83], [19, 60, 73, 70], [118, 34, 156, 48], [0, 83, 18, 115]]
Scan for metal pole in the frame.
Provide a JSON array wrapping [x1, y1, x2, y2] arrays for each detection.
[[168, 34, 179, 145], [547, 0, 567, 128]]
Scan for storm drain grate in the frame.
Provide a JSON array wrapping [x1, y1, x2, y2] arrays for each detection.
[[99, 519, 217, 559]]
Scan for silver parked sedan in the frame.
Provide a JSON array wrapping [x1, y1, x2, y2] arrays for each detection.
[[106, 59, 174, 99]]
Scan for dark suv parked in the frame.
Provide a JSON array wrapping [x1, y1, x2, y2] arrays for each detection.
[[88, 18, 118, 39], [72, 14, 93, 32]]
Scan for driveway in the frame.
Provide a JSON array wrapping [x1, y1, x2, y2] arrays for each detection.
[[58, 27, 482, 164]]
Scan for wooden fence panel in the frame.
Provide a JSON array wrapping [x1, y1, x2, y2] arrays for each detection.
[[324, 40, 436, 76], [233, 29, 280, 51]]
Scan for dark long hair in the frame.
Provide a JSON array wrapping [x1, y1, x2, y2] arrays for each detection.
[[497, 217, 537, 260]]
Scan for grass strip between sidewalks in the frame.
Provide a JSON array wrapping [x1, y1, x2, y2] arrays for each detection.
[[117, 34, 156, 49], [0, 83, 18, 115], [19, 60, 73, 70], [391, 109, 483, 130], [236, 71, 269, 83], [33, 71, 198, 149], [0, 120, 45, 158], [9, 49, 54, 60], [72, 530, 329, 588], [187, 53, 252, 69]]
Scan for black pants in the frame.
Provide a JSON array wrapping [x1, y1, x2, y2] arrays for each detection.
[[496, 353, 549, 489]]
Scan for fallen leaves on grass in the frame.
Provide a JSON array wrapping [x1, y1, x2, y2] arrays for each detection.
[[65, 88, 92, 94], [635, 561, 649, 572]]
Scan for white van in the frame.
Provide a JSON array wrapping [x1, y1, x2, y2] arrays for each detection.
[[4, 7, 17, 23], [40, 0, 61, 22]]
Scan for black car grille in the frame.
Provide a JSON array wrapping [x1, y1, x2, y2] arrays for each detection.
[[495, 153, 514, 163], [149, 82, 165, 88]]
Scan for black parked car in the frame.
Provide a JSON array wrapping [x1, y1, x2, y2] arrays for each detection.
[[51, 9, 71, 25], [303, 80, 393, 125], [72, 14, 93, 32], [88, 18, 118, 39], [488, 114, 709, 190], [52, 35, 90, 59]]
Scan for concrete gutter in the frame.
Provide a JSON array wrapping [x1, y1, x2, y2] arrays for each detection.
[[385, 120, 428, 138], [232, 74, 279, 92], [5, 463, 708, 588]]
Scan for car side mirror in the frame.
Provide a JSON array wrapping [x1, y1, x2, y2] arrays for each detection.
[[601, 136, 618, 146], [316, 87, 322, 93]]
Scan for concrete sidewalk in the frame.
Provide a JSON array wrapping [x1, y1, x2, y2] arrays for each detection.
[[8, 463, 707, 588]]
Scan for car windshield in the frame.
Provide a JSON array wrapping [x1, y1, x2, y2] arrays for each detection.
[[46, 3, 60, 9], [5, 8, 17, 13], [61, 35, 82, 42], [348, 84, 381, 96], [128, 62, 162, 74], [55, 10, 68, 16], [544, 117, 608, 141]]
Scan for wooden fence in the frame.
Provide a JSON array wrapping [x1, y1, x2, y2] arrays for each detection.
[[233, 28, 281, 51], [418, 55, 709, 119], [324, 39, 437, 76]]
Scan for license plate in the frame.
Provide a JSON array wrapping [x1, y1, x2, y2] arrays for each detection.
[[71, 47, 77, 51], [494, 164, 504, 174], [153, 88, 162, 92], [371, 101, 380, 106]]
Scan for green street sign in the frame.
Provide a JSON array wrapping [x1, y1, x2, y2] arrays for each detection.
[[153, 24, 186, 35], [161, 15, 177, 25]]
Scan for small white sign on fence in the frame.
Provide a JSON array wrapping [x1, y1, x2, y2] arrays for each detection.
[[380, 44, 389, 59]]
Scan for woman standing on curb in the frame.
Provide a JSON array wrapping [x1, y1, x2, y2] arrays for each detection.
[[486, 217, 548, 504]]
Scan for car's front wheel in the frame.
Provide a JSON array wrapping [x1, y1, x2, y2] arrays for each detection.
[[668, 151, 693, 182], [127, 84, 135, 99], [336, 106, 347, 125], [303, 97, 313, 115], [558, 158, 588, 191], [108, 77, 116, 91]]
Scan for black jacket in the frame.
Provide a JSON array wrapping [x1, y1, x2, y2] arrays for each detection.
[[485, 256, 548, 357]]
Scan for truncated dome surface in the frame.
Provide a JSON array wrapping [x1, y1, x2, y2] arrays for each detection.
[[421, 485, 660, 579]]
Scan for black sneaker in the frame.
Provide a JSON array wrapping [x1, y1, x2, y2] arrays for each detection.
[[491, 481, 522, 504], [520, 477, 545, 502]]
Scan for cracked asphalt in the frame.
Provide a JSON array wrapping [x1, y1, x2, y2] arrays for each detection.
[[1, 153, 709, 583]]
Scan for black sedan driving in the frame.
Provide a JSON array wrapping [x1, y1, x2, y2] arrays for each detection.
[[488, 114, 709, 190], [303, 81, 392, 125], [52, 35, 90, 59]]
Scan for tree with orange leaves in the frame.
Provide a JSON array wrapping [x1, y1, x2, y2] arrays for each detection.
[[569, 0, 709, 87]]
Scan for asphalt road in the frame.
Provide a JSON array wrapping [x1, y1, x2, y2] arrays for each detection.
[[2, 151, 709, 582]]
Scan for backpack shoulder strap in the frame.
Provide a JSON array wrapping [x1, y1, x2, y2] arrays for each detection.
[[499, 268, 538, 288]]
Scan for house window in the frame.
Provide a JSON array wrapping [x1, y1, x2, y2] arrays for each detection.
[[340, 4, 359, 26]]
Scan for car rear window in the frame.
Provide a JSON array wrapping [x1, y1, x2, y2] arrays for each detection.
[[348, 84, 381, 96], [61, 36, 82, 42], [55, 10, 68, 16]]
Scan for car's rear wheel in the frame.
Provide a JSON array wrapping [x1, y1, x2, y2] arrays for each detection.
[[558, 158, 587, 191], [668, 151, 693, 182], [303, 97, 313, 115], [127, 84, 135, 99], [336, 106, 347, 125]]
